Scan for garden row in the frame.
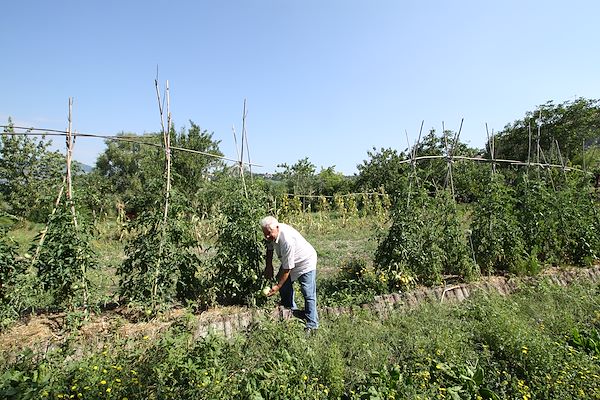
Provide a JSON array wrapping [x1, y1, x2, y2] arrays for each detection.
[[2, 170, 600, 328], [1, 267, 599, 399]]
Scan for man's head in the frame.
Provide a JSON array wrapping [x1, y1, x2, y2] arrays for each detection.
[[260, 216, 279, 241]]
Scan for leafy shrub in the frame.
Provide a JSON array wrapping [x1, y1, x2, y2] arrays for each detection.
[[375, 189, 476, 285], [32, 203, 97, 308], [515, 175, 562, 266], [117, 207, 203, 307], [552, 175, 600, 265], [319, 257, 388, 306], [471, 173, 527, 275], [0, 226, 27, 329], [207, 180, 268, 306]]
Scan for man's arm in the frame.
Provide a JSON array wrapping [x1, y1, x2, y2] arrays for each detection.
[[267, 268, 290, 297], [264, 248, 274, 279], [267, 240, 294, 296]]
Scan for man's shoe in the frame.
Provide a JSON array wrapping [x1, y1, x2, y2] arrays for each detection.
[[292, 310, 306, 320], [304, 327, 317, 337]]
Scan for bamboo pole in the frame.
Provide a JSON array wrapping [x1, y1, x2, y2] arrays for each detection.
[[231, 125, 248, 198], [239, 101, 248, 198], [406, 120, 423, 208], [443, 121, 451, 193], [163, 80, 172, 226], [536, 111, 542, 179], [66, 98, 87, 306], [242, 99, 253, 181], [3, 127, 263, 167], [66, 98, 78, 228], [486, 123, 496, 175], [240, 100, 246, 175], [232, 124, 241, 170], [555, 139, 566, 178], [538, 144, 556, 191], [153, 77, 171, 301], [31, 177, 66, 265], [527, 122, 532, 168]]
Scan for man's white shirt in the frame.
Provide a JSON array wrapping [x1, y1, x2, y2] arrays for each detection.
[[266, 223, 317, 281]]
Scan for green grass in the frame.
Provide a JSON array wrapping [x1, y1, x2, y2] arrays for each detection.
[[284, 212, 385, 279]]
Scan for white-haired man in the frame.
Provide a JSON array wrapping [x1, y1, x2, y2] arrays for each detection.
[[260, 216, 319, 332]]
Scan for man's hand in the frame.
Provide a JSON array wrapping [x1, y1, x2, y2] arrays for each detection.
[[266, 285, 279, 297]]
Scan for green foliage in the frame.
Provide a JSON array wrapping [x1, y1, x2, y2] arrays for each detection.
[[467, 283, 600, 399], [356, 147, 409, 204], [344, 195, 358, 218], [551, 175, 600, 265], [94, 132, 165, 215], [513, 173, 600, 268], [315, 166, 351, 197], [514, 175, 561, 266], [0, 227, 24, 300], [117, 207, 204, 307], [0, 225, 27, 329], [471, 173, 527, 275], [494, 97, 600, 164], [170, 121, 224, 201], [319, 257, 388, 306], [276, 157, 317, 196], [72, 171, 116, 223], [1, 281, 599, 399], [208, 181, 267, 306], [0, 120, 65, 222], [32, 203, 97, 308], [569, 327, 600, 357], [430, 360, 500, 400], [375, 189, 476, 286]]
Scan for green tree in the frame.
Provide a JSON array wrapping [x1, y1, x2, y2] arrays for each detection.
[[94, 132, 165, 214], [275, 157, 317, 211], [315, 166, 351, 197], [73, 170, 116, 223], [171, 121, 224, 201], [0, 120, 65, 221], [276, 157, 317, 195], [94, 123, 224, 216], [355, 147, 409, 204], [494, 98, 600, 164]]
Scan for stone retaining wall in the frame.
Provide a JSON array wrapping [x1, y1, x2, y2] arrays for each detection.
[[193, 265, 600, 340]]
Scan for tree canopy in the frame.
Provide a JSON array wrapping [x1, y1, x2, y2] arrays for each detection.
[[493, 98, 600, 165], [1, 120, 65, 221]]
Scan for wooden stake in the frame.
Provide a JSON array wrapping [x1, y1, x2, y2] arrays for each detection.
[[237, 101, 249, 198], [163, 80, 172, 226], [527, 122, 532, 168], [486, 123, 496, 175], [406, 120, 423, 208], [152, 76, 173, 302], [66, 98, 78, 228], [555, 139, 566, 178], [242, 99, 253, 181]]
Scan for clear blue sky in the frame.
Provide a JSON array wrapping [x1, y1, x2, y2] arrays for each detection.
[[3, 1, 599, 175]]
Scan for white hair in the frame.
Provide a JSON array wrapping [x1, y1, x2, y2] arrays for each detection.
[[260, 216, 279, 229]]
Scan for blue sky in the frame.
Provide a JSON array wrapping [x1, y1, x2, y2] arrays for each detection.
[[2, 1, 599, 175]]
